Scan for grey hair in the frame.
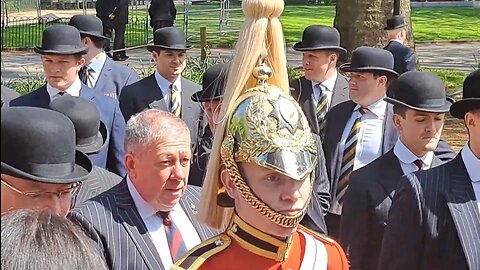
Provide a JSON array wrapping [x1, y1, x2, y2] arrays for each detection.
[[124, 109, 190, 153]]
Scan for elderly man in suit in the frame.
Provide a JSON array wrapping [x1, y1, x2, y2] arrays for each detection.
[[9, 25, 127, 177], [49, 96, 122, 205], [1, 107, 92, 217], [1, 85, 20, 108], [95, 0, 129, 61], [322, 47, 455, 239], [69, 15, 139, 100], [69, 109, 218, 270], [378, 69, 480, 270], [339, 71, 452, 270], [290, 25, 349, 137], [149, 0, 176, 32]]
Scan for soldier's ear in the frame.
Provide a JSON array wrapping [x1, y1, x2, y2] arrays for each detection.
[[220, 168, 237, 199]]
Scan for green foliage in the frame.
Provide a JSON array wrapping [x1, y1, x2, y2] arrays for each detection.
[[421, 68, 468, 95]]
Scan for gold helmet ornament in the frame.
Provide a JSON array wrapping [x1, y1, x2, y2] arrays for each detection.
[[198, 0, 317, 230]]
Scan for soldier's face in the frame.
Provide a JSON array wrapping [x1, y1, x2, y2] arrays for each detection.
[[222, 162, 311, 237], [153, 49, 187, 82], [393, 109, 445, 156], [41, 55, 85, 91], [302, 51, 336, 82]]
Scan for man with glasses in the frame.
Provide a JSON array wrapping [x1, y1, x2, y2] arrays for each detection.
[[1, 107, 92, 217]]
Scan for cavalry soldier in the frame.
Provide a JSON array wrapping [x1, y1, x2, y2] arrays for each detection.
[[172, 0, 348, 269]]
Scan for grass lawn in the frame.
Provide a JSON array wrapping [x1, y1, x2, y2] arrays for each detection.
[[2, 5, 479, 48]]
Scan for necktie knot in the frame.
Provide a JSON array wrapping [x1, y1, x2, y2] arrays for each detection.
[[157, 211, 171, 226], [414, 159, 424, 171], [358, 107, 369, 115]]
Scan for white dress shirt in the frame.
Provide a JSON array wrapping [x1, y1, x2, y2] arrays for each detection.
[[393, 138, 434, 175], [85, 52, 107, 88], [154, 71, 182, 111], [46, 77, 82, 101], [126, 177, 201, 269], [389, 39, 404, 45], [311, 69, 338, 110], [460, 143, 480, 213]]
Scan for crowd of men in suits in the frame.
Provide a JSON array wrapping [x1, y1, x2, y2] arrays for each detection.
[[1, 8, 479, 270]]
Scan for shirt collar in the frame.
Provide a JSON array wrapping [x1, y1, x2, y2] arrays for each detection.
[[88, 52, 107, 74], [126, 176, 158, 219], [46, 77, 82, 100], [393, 138, 434, 167], [154, 71, 182, 97], [461, 143, 480, 182], [313, 69, 338, 92], [354, 97, 387, 117], [390, 39, 403, 45]]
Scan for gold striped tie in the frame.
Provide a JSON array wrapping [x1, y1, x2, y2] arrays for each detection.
[[316, 83, 328, 134], [336, 107, 369, 204], [170, 84, 181, 117]]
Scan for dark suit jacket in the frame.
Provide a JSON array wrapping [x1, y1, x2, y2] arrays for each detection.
[[290, 73, 349, 136], [75, 166, 122, 206], [340, 150, 443, 270], [93, 57, 139, 100], [322, 101, 455, 209], [96, 0, 128, 26], [378, 154, 480, 270], [149, 0, 176, 27], [1, 85, 20, 108], [69, 179, 218, 270], [383, 41, 416, 75], [9, 84, 127, 176]]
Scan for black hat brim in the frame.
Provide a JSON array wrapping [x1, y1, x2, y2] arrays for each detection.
[[384, 97, 454, 113], [384, 24, 405, 30], [147, 44, 193, 52], [292, 42, 347, 53], [34, 46, 88, 55], [1, 151, 92, 184], [340, 63, 399, 77], [78, 30, 109, 41], [449, 99, 480, 119], [75, 121, 109, 155], [191, 90, 223, 103]]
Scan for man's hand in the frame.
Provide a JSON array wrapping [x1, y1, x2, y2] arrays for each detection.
[[108, 7, 117, 20]]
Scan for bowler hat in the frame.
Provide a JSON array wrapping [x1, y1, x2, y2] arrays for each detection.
[[48, 96, 108, 155], [385, 15, 405, 30], [385, 71, 453, 112], [69, 15, 108, 40], [147, 27, 192, 52], [340, 46, 399, 77], [191, 64, 228, 102], [1, 107, 92, 184], [292, 25, 346, 53], [34, 24, 88, 55], [450, 69, 480, 119]]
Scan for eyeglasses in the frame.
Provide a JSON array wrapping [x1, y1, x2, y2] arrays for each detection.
[[1, 179, 81, 201]]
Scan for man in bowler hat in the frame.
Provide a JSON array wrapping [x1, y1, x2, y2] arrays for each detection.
[[149, 0, 176, 32], [378, 69, 480, 270], [322, 46, 454, 239], [290, 25, 349, 137], [9, 24, 127, 177], [339, 71, 452, 270], [1, 107, 92, 217], [119, 27, 205, 181], [383, 0, 416, 75], [69, 15, 139, 100], [49, 96, 122, 205], [95, 0, 129, 61]]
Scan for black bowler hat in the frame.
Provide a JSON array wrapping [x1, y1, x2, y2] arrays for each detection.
[[147, 27, 192, 52], [450, 69, 480, 119], [340, 46, 399, 77], [191, 64, 228, 102], [69, 15, 108, 40], [34, 24, 88, 55], [48, 96, 108, 155], [1, 107, 92, 184], [385, 15, 406, 30], [385, 71, 453, 112], [292, 25, 346, 53]]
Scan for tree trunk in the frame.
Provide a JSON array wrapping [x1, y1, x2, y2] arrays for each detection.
[[334, 0, 414, 61]]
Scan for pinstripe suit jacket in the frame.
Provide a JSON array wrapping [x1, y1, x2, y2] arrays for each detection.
[[69, 179, 218, 270], [339, 150, 443, 270], [74, 166, 122, 206], [378, 154, 480, 270]]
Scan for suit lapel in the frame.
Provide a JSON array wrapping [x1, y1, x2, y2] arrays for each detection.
[[375, 150, 404, 201], [37, 85, 52, 108], [114, 180, 164, 270], [382, 104, 398, 153], [330, 73, 348, 108], [431, 155, 443, 167], [95, 58, 114, 98], [444, 156, 480, 269], [144, 74, 168, 112], [297, 77, 319, 134]]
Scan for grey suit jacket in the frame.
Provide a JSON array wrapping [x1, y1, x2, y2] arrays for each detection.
[[93, 57, 139, 99], [74, 166, 122, 206], [69, 179, 218, 270], [378, 154, 480, 270], [290, 73, 349, 136], [340, 150, 443, 270]]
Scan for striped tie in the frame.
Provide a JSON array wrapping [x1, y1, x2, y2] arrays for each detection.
[[316, 83, 328, 134], [158, 211, 188, 262], [170, 84, 181, 117], [79, 66, 94, 88], [336, 107, 369, 207]]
